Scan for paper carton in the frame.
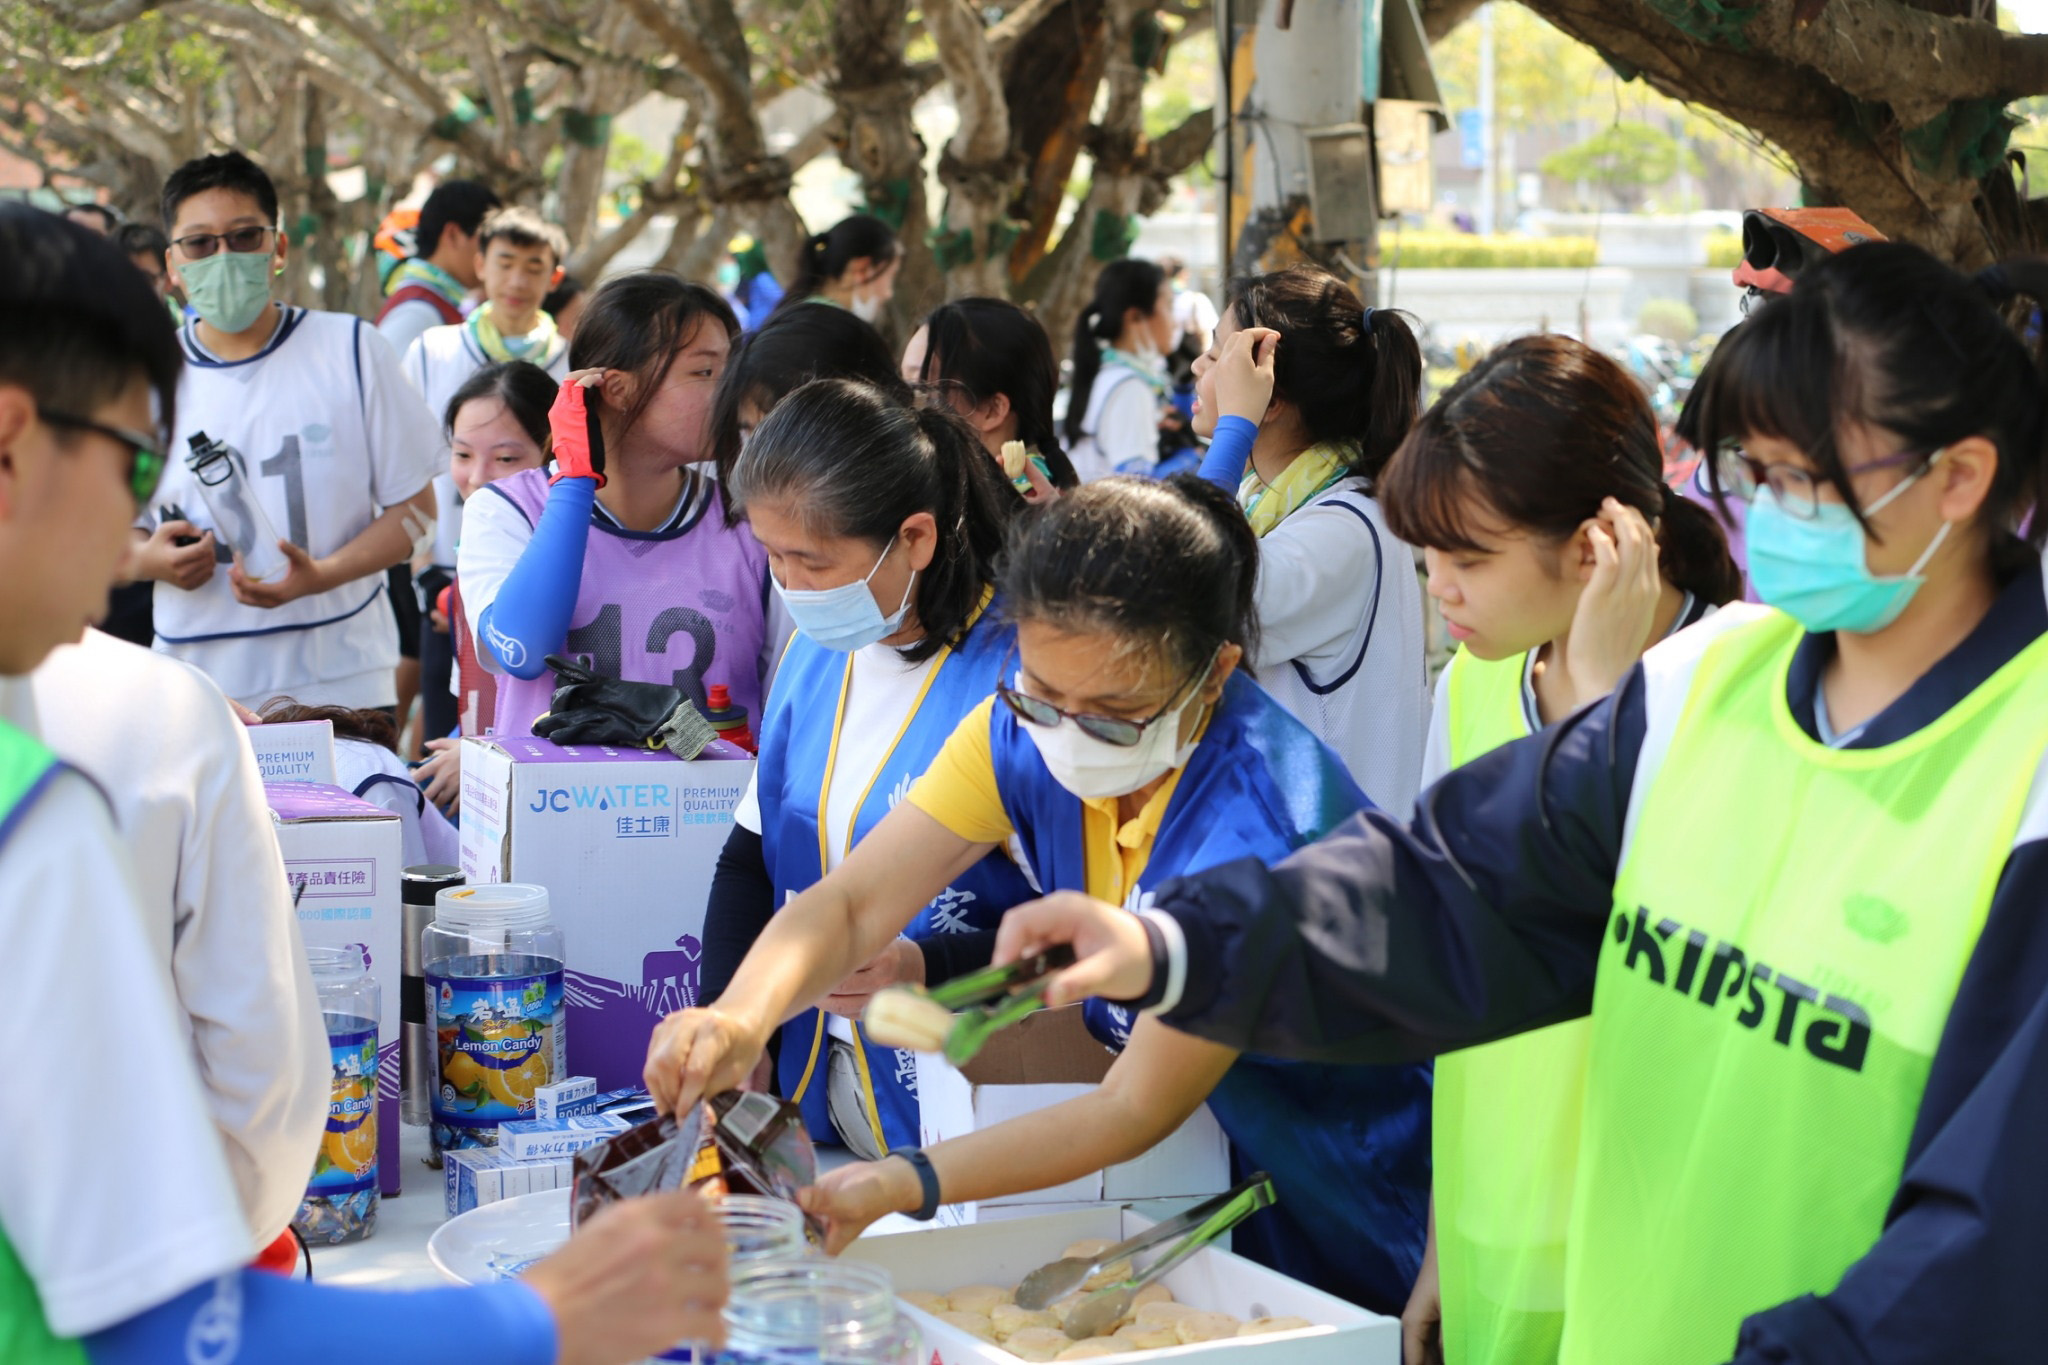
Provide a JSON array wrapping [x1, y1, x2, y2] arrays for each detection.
[[843, 1207, 1396, 1364], [914, 1008, 1230, 1221], [444, 1146, 573, 1215], [458, 736, 754, 1089], [268, 781, 402, 1197], [244, 719, 337, 785]]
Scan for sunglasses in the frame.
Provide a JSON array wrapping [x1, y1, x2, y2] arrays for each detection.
[[170, 225, 278, 259], [41, 409, 167, 505], [996, 647, 1218, 748]]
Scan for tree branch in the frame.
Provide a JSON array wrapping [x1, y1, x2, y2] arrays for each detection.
[[1751, 0, 2048, 127], [21, 0, 161, 32]]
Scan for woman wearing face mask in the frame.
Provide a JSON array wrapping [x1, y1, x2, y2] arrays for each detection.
[[1192, 266, 1431, 813], [698, 379, 1030, 1157], [1064, 259, 1177, 482], [901, 296, 1080, 497], [1381, 334, 1737, 1365], [769, 214, 903, 326], [650, 474, 1433, 1315], [458, 273, 785, 737], [983, 244, 2048, 1364]]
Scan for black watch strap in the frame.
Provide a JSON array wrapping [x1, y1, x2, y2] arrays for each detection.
[[889, 1146, 942, 1221]]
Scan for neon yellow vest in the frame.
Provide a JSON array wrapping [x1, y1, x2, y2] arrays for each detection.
[[1433, 649, 1588, 1365], [1562, 612, 2048, 1361], [0, 721, 87, 1365]]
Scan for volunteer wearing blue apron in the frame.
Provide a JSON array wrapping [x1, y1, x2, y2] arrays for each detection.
[[986, 243, 2048, 1362], [1374, 333, 1736, 1365], [700, 378, 1033, 1158], [651, 475, 1433, 1315]]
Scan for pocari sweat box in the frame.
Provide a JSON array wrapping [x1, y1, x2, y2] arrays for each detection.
[[268, 782, 403, 1197], [459, 736, 753, 1090]]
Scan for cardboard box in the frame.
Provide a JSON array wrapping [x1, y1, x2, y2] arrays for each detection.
[[496, 1113, 633, 1161], [444, 1146, 573, 1216], [843, 1206, 1396, 1364], [244, 719, 337, 785], [533, 1077, 597, 1120], [268, 781, 403, 1197], [915, 1007, 1231, 1221], [458, 736, 755, 1089]]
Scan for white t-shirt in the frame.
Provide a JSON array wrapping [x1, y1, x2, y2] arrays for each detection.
[[1068, 363, 1161, 482], [457, 471, 795, 689], [734, 639, 939, 1044], [334, 735, 461, 866], [5, 630, 326, 1247], [147, 308, 444, 709], [400, 320, 570, 571], [376, 295, 456, 360], [0, 771, 253, 1335], [1250, 481, 1431, 817]]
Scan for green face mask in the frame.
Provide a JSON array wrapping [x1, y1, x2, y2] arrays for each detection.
[[179, 249, 274, 332]]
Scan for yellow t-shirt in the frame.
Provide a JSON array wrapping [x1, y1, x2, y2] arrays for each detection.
[[906, 697, 1194, 906]]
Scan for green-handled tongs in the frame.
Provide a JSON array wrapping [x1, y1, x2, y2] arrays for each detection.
[[861, 945, 1075, 1066]]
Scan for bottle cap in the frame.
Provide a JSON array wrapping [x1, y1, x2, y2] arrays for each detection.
[[435, 883, 551, 935]]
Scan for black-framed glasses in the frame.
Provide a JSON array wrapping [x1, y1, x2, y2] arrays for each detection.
[[170, 225, 277, 259], [41, 409, 167, 504], [996, 647, 1218, 748], [1712, 441, 1933, 521]]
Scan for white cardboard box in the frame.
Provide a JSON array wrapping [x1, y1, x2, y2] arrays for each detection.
[[268, 781, 402, 1197], [844, 1206, 1397, 1365], [458, 735, 755, 1090], [245, 719, 337, 785]]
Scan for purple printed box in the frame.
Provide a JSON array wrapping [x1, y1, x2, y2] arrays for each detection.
[[268, 782, 404, 1199]]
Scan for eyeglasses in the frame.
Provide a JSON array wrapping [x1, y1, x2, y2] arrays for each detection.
[[996, 648, 1218, 748], [169, 225, 278, 259], [1712, 441, 1934, 521], [41, 409, 167, 504]]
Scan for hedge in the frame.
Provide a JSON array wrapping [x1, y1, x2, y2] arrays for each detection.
[[1381, 233, 1600, 269]]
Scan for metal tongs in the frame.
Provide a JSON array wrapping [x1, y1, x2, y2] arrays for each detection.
[[1010, 1173, 1279, 1339], [861, 945, 1075, 1066]]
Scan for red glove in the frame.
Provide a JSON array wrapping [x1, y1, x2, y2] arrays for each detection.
[[548, 377, 607, 487], [436, 582, 456, 621]]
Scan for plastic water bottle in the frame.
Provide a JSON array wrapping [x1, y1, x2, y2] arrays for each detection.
[[294, 945, 380, 1244], [186, 431, 290, 582], [424, 884, 566, 1157]]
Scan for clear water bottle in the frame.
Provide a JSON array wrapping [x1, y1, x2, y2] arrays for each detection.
[[717, 1260, 921, 1365], [294, 944, 380, 1244], [185, 431, 290, 582], [424, 884, 566, 1157]]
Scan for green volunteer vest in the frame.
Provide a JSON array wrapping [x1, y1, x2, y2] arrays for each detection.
[[1563, 612, 2048, 1362], [0, 721, 87, 1365], [1433, 649, 1588, 1365]]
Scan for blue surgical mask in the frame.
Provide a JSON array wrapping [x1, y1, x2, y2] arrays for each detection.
[[773, 537, 915, 652], [1745, 456, 1952, 634], [178, 248, 275, 333]]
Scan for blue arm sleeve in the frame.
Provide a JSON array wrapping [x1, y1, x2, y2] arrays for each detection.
[[84, 1268, 557, 1365], [477, 476, 596, 680], [1155, 669, 1649, 1063], [1195, 415, 1259, 492], [1728, 834, 2048, 1364]]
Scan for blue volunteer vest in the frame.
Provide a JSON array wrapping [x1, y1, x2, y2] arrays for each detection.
[[758, 606, 1038, 1153], [990, 673, 1433, 1315]]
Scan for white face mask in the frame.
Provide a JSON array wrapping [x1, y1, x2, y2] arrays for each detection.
[[1016, 673, 1203, 800], [850, 291, 883, 324]]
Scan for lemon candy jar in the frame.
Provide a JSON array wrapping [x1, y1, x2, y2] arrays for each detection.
[[425, 884, 567, 1158], [295, 944, 382, 1244]]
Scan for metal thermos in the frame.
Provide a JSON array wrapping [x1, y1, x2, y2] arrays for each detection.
[[401, 864, 464, 1133]]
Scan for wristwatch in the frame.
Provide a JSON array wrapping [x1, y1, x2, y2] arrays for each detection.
[[888, 1146, 943, 1221]]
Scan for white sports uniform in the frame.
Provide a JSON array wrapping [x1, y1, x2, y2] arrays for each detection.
[[401, 321, 570, 573], [146, 308, 443, 709], [1067, 359, 1162, 481]]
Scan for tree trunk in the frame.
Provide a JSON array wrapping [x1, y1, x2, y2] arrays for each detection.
[[928, 0, 1022, 300], [831, 0, 936, 328], [1003, 0, 1111, 283]]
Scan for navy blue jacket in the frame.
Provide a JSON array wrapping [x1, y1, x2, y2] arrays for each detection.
[[1144, 564, 2048, 1364]]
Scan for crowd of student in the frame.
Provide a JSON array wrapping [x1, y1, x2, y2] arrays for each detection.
[[9, 144, 2048, 1365]]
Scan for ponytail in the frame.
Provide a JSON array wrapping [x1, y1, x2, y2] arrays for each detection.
[[1000, 472, 1260, 677], [1656, 486, 1743, 606], [772, 213, 902, 319], [1227, 267, 1423, 486], [728, 378, 1020, 663], [1065, 258, 1167, 447]]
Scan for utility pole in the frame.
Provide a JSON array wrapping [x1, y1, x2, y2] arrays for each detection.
[[1477, 2, 1496, 235]]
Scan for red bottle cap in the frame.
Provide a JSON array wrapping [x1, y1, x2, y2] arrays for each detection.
[[708, 684, 732, 710]]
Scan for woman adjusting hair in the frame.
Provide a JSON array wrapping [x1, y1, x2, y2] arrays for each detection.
[[649, 475, 1432, 1316], [702, 378, 1031, 1157], [982, 242, 2048, 1364]]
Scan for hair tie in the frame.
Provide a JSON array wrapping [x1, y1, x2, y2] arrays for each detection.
[[1361, 306, 1376, 332]]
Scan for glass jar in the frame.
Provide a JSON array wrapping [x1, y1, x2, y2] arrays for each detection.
[[720, 1196, 808, 1263], [717, 1259, 921, 1365], [424, 884, 566, 1157], [294, 944, 380, 1244]]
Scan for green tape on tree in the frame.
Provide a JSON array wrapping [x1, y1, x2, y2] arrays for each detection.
[[563, 109, 612, 149], [1089, 209, 1142, 263]]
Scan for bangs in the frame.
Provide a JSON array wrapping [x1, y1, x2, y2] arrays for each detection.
[[1378, 418, 1498, 554], [1680, 296, 1848, 496]]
